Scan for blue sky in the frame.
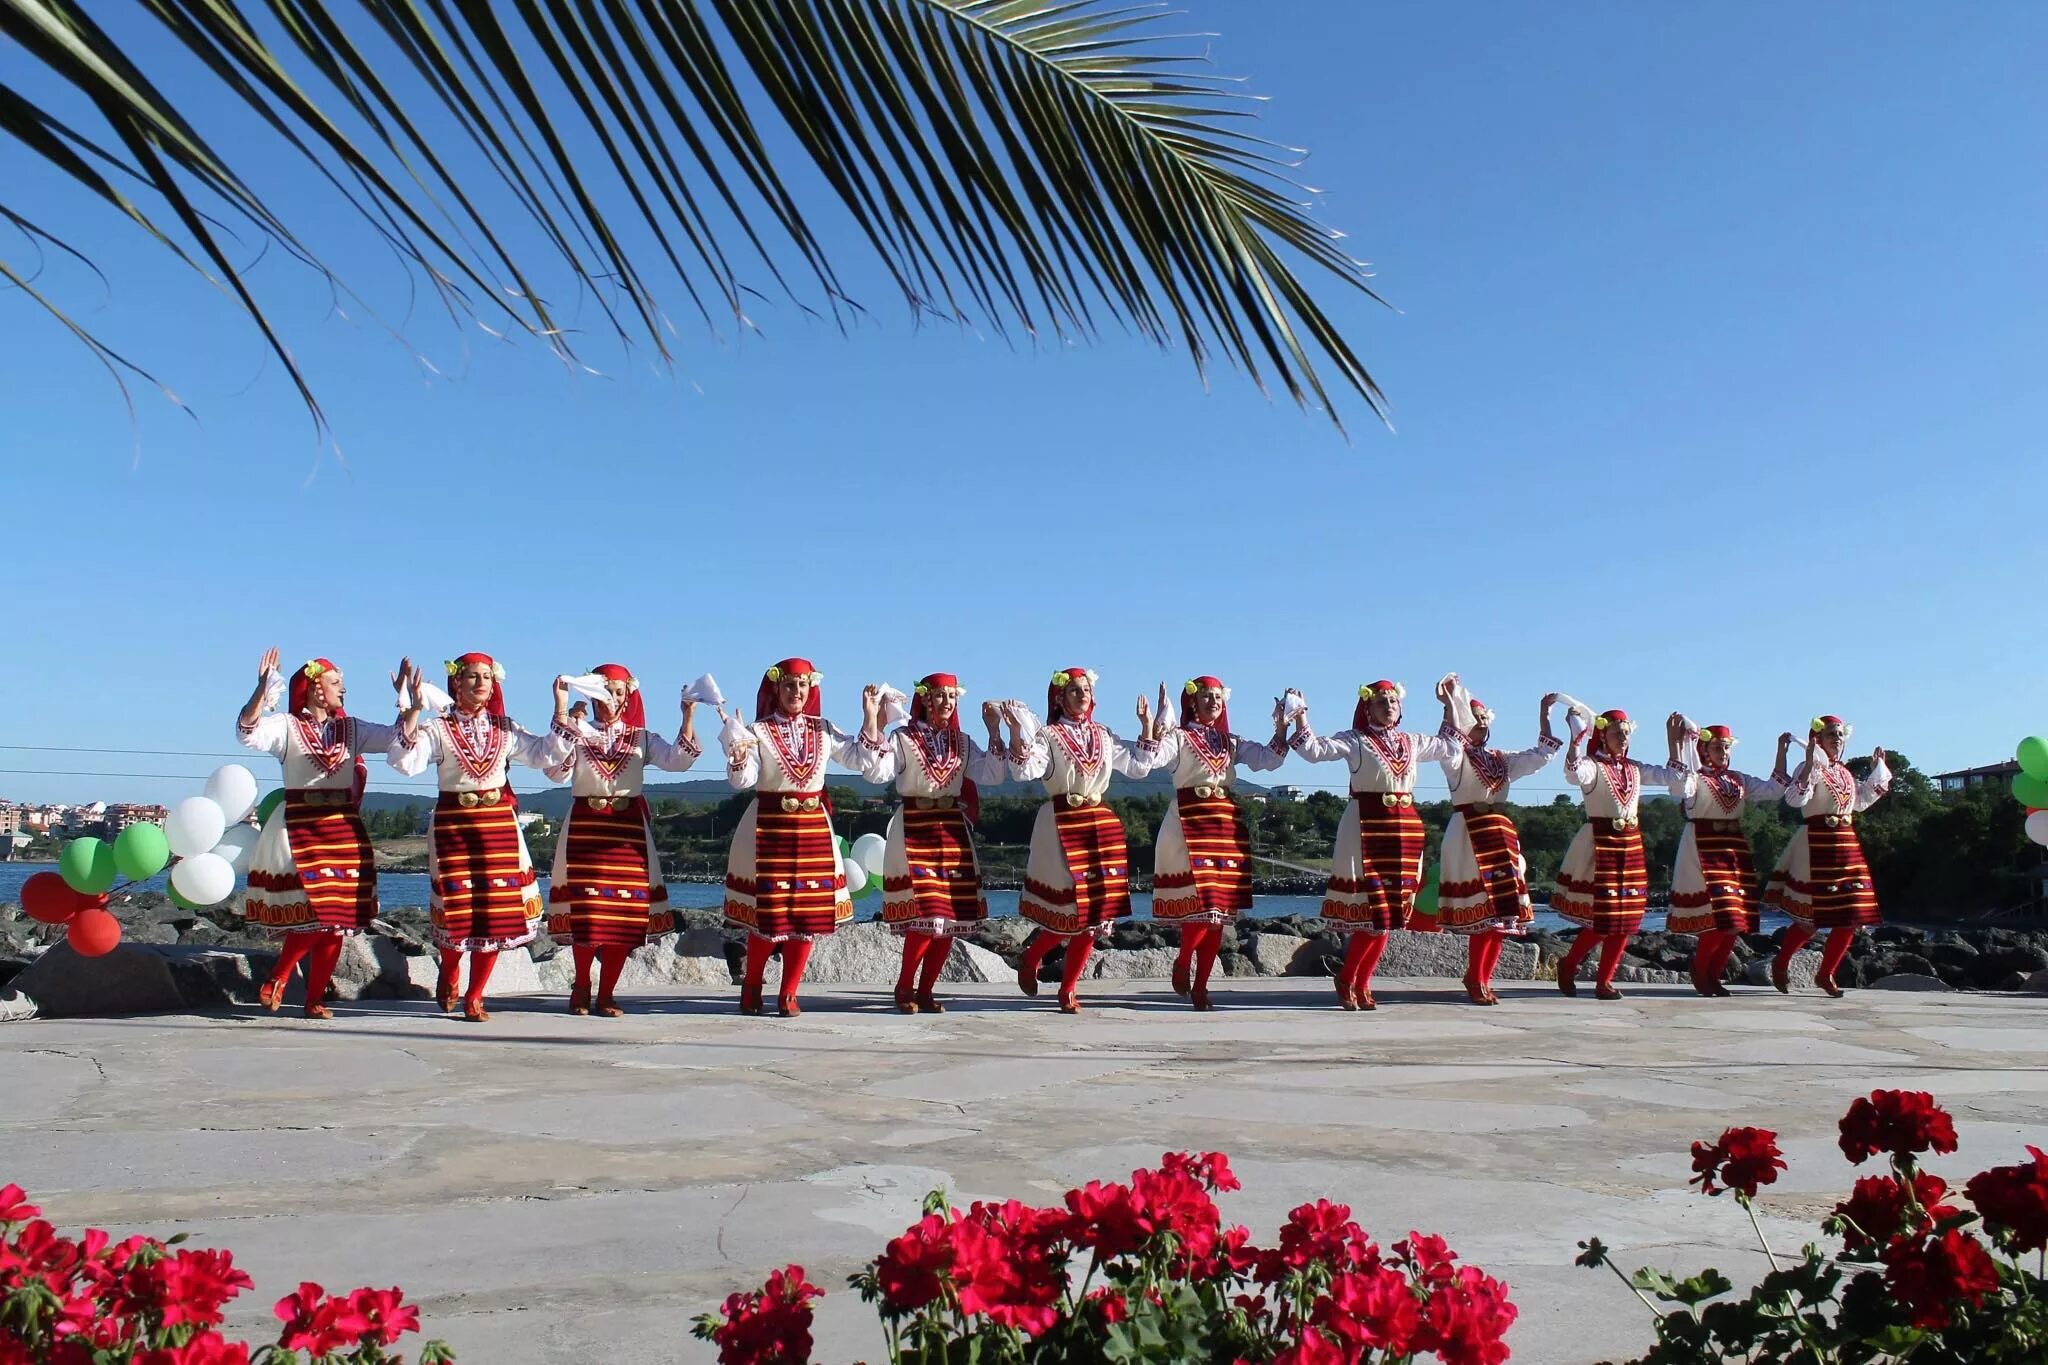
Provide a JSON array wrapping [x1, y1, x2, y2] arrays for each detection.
[[3, 2, 2043, 805]]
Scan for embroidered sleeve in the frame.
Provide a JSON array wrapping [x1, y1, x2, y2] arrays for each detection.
[[1290, 727, 1353, 765], [645, 730, 702, 774], [236, 713, 288, 758], [386, 720, 435, 776], [1856, 755, 1892, 811], [1744, 771, 1787, 802], [1412, 729, 1461, 763], [1233, 735, 1288, 774]]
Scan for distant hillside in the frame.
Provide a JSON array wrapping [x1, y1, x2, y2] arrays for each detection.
[[362, 766, 1268, 818]]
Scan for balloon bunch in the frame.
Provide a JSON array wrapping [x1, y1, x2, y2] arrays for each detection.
[[838, 833, 887, 901], [22, 764, 265, 960], [2012, 738, 2048, 847]]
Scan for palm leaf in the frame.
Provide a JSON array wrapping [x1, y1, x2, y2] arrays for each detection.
[[0, 0, 1388, 436]]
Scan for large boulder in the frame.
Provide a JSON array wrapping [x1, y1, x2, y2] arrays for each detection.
[[13, 943, 190, 1017], [935, 938, 1014, 983], [1373, 931, 1471, 978], [533, 929, 736, 993], [1871, 973, 1953, 992], [1743, 952, 1818, 991], [1087, 947, 1180, 980], [1246, 932, 1317, 976], [400, 947, 542, 997], [781, 922, 904, 984]]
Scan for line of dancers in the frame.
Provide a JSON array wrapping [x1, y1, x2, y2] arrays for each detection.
[[231, 651, 1891, 1021]]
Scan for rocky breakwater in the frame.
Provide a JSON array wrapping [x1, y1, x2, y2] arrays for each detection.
[[6, 893, 2048, 1017]]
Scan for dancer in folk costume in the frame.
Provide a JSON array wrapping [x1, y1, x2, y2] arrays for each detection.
[[874, 674, 1010, 1014], [721, 659, 889, 1017], [1288, 680, 1460, 1010], [1006, 667, 1160, 1014], [542, 664, 701, 1017], [1764, 715, 1891, 997], [1147, 676, 1288, 1010], [1664, 715, 1791, 997], [235, 648, 408, 1019], [389, 654, 569, 1022], [1419, 678, 1563, 1006], [1552, 707, 1683, 1000]]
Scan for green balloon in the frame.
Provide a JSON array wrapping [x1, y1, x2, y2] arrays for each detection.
[[1411, 866, 1441, 919], [2018, 737, 2048, 783], [113, 823, 170, 881], [166, 882, 204, 912], [2014, 772, 2048, 810], [59, 837, 117, 895], [255, 789, 286, 825]]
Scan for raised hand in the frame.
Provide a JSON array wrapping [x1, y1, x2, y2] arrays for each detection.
[[1871, 746, 1887, 765], [259, 646, 280, 681], [980, 699, 1002, 727], [861, 683, 884, 728], [1136, 692, 1153, 736], [390, 656, 414, 697], [1777, 731, 1795, 750], [1540, 692, 1560, 711], [1157, 682, 1170, 723]]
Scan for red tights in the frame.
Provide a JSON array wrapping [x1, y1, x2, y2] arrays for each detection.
[[1691, 929, 1742, 990], [742, 934, 816, 1008], [1019, 930, 1096, 1003], [1776, 924, 1855, 983], [571, 943, 633, 1007], [1559, 929, 1631, 992], [1336, 932, 1390, 1001], [1172, 923, 1227, 999], [437, 947, 500, 1008], [1465, 930, 1508, 987], [894, 932, 952, 1003], [268, 931, 344, 1014]]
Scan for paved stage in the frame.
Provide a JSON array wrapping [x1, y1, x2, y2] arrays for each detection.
[[6, 978, 2046, 1363]]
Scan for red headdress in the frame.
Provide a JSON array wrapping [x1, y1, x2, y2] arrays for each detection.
[[590, 663, 645, 729], [1352, 679, 1405, 731], [445, 652, 507, 718], [1593, 708, 1635, 752], [290, 658, 366, 800], [1180, 675, 1232, 736], [914, 672, 979, 825], [757, 658, 823, 722], [1048, 666, 1098, 724]]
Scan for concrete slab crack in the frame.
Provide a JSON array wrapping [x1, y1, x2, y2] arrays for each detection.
[[25, 1049, 109, 1084]]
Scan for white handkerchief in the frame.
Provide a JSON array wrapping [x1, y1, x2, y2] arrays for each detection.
[[1281, 688, 1308, 721], [260, 668, 285, 716], [718, 710, 751, 753], [415, 679, 455, 714], [1552, 692, 1594, 736], [877, 685, 911, 729], [563, 672, 612, 704], [1439, 674, 1476, 737], [681, 673, 725, 706]]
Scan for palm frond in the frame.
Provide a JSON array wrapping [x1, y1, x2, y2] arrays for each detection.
[[0, 0, 1388, 436]]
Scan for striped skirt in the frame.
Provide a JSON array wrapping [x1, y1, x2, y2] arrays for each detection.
[[428, 792, 541, 950], [723, 794, 846, 939], [1667, 818, 1759, 935], [1429, 806, 1532, 933], [1151, 789, 1253, 923], [242, 795, 377, 935], [1765, 816, 1880, 929], [546, 796, 672, 948], [1554, 817, 1649, 934], [1322, 795, 1425, 933], [1019, 798, 1133, 935], [881, 805, 987, 933]]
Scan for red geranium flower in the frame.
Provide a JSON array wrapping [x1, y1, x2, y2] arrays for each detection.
[[1416, 1264, 1518, 1365], [1315, 1264, 1420, 1356], [135, 1330, 251, 1365], [1269, 1200, 1377, 1279], [1690, 1127, 1787, 1198], [1833, 1173, 1954, 1253], [1065, 1180, 1148, 1258], [273, 1280, 369, 1356], [1087, 1287, 1129, 1324], [1882, 1228, 2000, 1330], [1270, 1328, 1345, 1365], [1394, 1231, 1458, 1287], [1839, 1090, 1959, 1165], [1159, 1150, 1242, 1194], [1966, 1146, 2048, 1253], [345, 1285, 420, 1346], [148, 1247, 253, 1328], [875, 1212, 954, 1313], [707, 1265, 822, 1365], [0, 1184, 40, 1224]]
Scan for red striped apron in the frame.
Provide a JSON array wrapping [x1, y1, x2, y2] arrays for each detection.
[[546, 795, 672, 948], [1555, 817, 1649, 933], [731, 794, 843, 937], [1771, 816, 1881, 929], [881, 805, 986, 926], [1666, 818, 1759, 935], [245, 793, 378, 933], [1324, 796, 1425, 931], [1152, 788, 1253, 921], [1021, 800, 1133, 934], [429, 791, 537, 947], [1433, 807, 1531, 931]]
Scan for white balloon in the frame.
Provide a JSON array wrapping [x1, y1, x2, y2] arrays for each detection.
[[851, 832, 889, 878], [170, 851, 236, 907], [2027, 811, 2048, 847], [211, 823, 260, 871], [165, 796, 227, 858], [203, 764, 260, 824], [841, 858, 868, 895]]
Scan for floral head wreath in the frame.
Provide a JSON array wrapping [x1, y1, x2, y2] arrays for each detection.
[[1357, 681, 1406, 701], [1811, 714, 1853, 747], [1699, 724, 1738, 748], [764, 664, 823, 685], [302, 659, 328, 680], [914, 680, 964, 698], [446, 658, 506, 680], [1050, 669, 1098, 689], [1592, 709, 1637, 740], [1183, 678, 1232, 701]]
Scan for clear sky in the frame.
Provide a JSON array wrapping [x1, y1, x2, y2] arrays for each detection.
[[3, 2, 2043, 806]]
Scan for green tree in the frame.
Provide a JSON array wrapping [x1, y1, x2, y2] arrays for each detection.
[[8, 2, 1383, 434]]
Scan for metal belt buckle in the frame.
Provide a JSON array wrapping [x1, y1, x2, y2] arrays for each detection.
[[1618, 816, 1637, 830], [781, 796, 800, 813], [458, 791, 479, 808], [802, 797, 821, 813], [483, 789, 501, 806]]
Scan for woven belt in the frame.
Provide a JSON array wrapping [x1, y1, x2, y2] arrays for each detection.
[[774, 795, 824, 814], [1456, 802, 1503, 815], [291, 789, 355, 809], [1180, 785, 1226, 800], [912, 796, 958, 810], [456, 787, 505, 809], [1373, 792, 1415, 810], [1820, 813, 1854, 828], [1693, 818, 1740, 832], [1063, 793, 1102, 808], [583, 795, 632, 813], [1598, 815, 1639, 831]]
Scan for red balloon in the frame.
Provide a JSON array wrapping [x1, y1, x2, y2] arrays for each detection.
[[22, 871, 85, 925], [66, 908, 122, 958]]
